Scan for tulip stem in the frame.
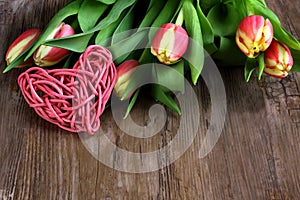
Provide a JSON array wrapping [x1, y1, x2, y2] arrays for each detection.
[[241, 0, 255, 16], [175, 9, 184, 26]]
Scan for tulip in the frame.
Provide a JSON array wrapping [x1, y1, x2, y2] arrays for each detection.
[[114, 60, 139, 100], [151, 23, 189, 65], [263, 40, 293, 78], [33, 22, 75, 66], [236, 15, 273, 58], [6, 29, 41, 68]]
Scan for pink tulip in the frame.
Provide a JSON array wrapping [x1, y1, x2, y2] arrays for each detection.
[[6, 29, 41, 68], [264, 40, 293, 78], [151, 23, 189, 64], [33, 22, 75, 66], [114, 60, 139, 100], [236, 15, 273, 58]]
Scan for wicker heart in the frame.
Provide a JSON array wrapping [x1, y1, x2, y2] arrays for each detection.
[[18, 45, 117, 134]]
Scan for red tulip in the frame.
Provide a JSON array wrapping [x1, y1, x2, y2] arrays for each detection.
[[114, 60, 139, 100], [236, 15, 273, 58], [151, 23, 189, 64], [34, 22, 75, 66], [264, 40, 293, 78], [6, 29, 41, 68]]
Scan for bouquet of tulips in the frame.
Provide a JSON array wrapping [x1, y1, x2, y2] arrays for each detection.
[[4, 0, 300, 134]]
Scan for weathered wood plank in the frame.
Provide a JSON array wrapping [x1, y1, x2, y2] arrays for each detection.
[[0, 0, 299, 199]]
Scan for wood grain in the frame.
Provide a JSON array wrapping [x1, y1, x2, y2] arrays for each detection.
[[0, 0, 299, 199]]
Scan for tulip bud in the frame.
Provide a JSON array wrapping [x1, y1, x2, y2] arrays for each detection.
[[33, 22, 75, 66], [151, 23, 189, 65], [6, 29, 41, 68], [263, 40, 293, 78], [114, 60, 139, 100], [236, 15, 273, 58]]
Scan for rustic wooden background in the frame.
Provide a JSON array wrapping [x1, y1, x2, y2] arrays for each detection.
[[0, 0, 299, 199]]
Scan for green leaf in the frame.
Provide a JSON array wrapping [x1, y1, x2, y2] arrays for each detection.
[[25, 0, 82, 60], [138, 0, 165, 29], [150, 60, 185, 115], [112, 0, 166, 64], [154, 61, 185, 93], [199, 0, 219, 15], [290, 49, 300, 72], [151, 85, 181, 115], [196, 0, 214, 49], [148, 0, 180, 40], [110, 5, 136, 63], [123, 89, 140, 119], [78, 0, 108, 32], [257, 53, 265, 80], [95, 0, 116, 5], [151, 0, 180, 27], [44, 0, 137, 52], [89, 0, 137, 33], [44, 33, 94, 53], [108, 29, 148, 64], [95, 17, 123, 46], [212, 36, 246, 66], [182, 1, 204, 85], [207, 3, 243, 37], [111, 4, 135, 44], [244, 57, 257, 82], [120, 63, 153, 101], [255, 0, 267, 7]]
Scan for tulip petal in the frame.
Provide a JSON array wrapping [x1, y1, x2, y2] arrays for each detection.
[[114, 60, 139, 99], [264, 40, 293, 78], [5, 29, 41, 66], [151, 23, 188, 65], [33, 23, 75, 66], [236, 15, 273, 58]]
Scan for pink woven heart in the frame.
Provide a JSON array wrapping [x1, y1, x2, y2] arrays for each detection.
[[18, 45, 117, 134]]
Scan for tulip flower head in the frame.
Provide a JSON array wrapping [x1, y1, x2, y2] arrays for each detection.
[[236, 15, 273, 58], [6, 29, 41, 68], [151, 23, 189, 65], [263, 40, 293, 78], [114, 60, 139, 100], [34, 22, 75, 66]]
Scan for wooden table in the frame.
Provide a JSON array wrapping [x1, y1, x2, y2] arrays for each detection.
[[0, 0, 299, 199]]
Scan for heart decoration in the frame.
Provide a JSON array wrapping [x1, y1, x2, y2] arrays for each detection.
[[18, 45, 117, 134]]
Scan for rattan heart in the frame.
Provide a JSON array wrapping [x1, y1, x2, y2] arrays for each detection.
[[18, 45, 117, 134]]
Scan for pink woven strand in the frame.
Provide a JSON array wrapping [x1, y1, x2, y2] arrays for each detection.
[[18, 45, 117, 134]]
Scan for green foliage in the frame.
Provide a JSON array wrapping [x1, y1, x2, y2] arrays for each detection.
[[207, 3, 242, 37], [182, 0, 204, 85], [44, 0, 138, 53], [212, 36, 246, 66], [124, 89, 140, 119], [291, 49, 300, 72], [26, 0, 82, 58], [257, 53, 265, 80], [244, 58, 257, 82], [147, 0, 180, 43], [4, 0, 300, 119], [78, 0, 108, 32], [196, 0, 215, 53], [243, 53, 265, 82], [95, 0, 116, 5]]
